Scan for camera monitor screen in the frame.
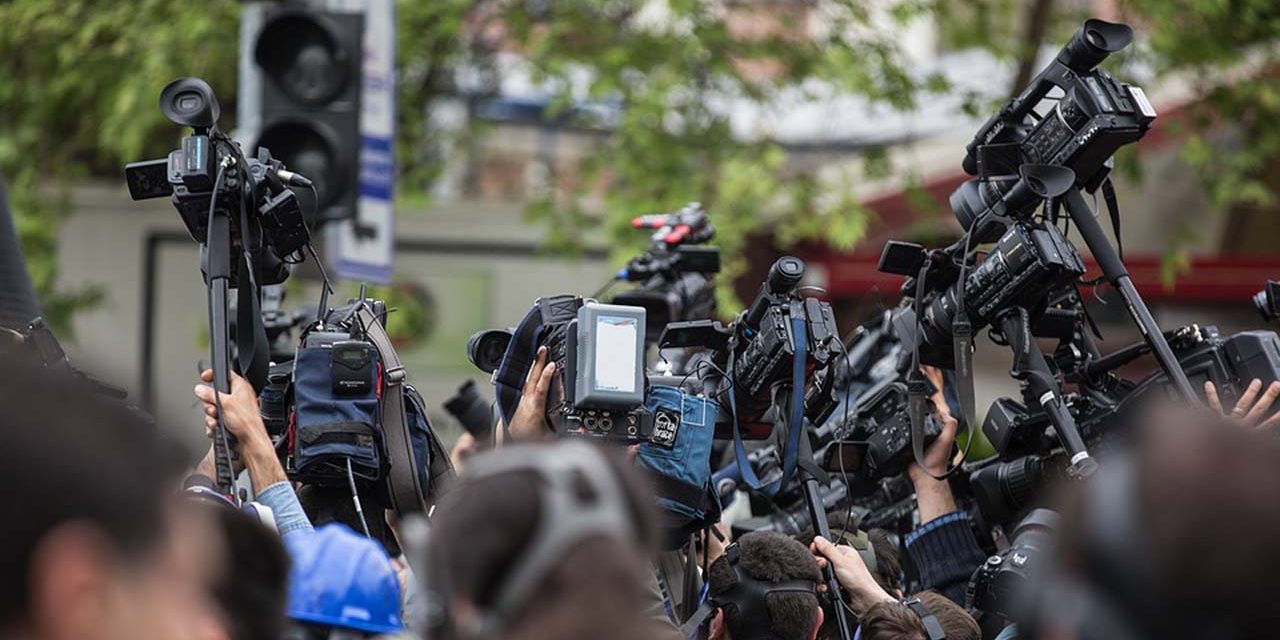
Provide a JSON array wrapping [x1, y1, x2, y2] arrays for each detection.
[[574, 302, 647, 408], [594, 315, 639, 393]]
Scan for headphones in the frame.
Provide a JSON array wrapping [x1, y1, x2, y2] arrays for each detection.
[[901, 596, 946, 640], [680, 541, 818, 640], [429, 441, 641, 640]]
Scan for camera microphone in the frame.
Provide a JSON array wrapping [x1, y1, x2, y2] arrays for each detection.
[[275, 169, 313, 188]]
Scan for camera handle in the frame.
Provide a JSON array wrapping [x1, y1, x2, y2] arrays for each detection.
[[795, 433, 856, 640], [1061, 188, 1198, 404], [998, 308, 1097, 479]]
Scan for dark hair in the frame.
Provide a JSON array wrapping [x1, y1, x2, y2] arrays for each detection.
[[860, 591, 979, 640], [297, 484, 401, 557], [203, 504, 291, 640], [797, 510, 903, 596], [427, 443, 662, 640], [0, 354, 182, 628], [708, 531, 822, 640]]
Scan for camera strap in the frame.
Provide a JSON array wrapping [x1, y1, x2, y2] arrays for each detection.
[[902, 596, 947, 640], [354, 304, 427, 515], [492, 296, 580, 428], [727, 315, 807, 497], [236, 196, 270, 393]]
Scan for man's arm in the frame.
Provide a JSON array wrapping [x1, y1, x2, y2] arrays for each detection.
[[194, 369, 312, 536], [903, 373, 986, 604]]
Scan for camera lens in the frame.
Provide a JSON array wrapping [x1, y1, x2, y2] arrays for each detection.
[[466, 329, 513, 375]]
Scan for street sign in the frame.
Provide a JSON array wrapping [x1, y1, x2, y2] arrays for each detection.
[[330, 0, 395, 283]]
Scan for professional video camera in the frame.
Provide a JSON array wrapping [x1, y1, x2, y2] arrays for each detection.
[[481, 296, 663, 445], [611, 203, 721, 338], [124, 77, 317, 493], [875, 19, 1205, 486], [661, 256, 843, 437], [125, 78, 312, 279], [662, 256, 859, 639]]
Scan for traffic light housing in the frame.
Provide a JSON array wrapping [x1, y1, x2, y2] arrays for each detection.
[[252, 6, 364, 229]]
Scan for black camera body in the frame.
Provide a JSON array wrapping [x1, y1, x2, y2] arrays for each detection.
[[125, 78, 311, 283], [613, 203, 721, 338], [884, 220, 1086, 368], [1126, 326, 1280, 410], [958, 20, 1153, 223], [661, 272, 844, 440], [822, 379, 941, 487], [967, 509, 1059, 623]]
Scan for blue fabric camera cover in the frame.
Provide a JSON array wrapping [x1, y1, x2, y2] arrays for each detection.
[[636, 385, 719, 546], [292, 346, 382, 484]]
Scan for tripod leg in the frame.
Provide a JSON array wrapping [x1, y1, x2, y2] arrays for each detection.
[[999, 310, 1097, 478], [1062, 189, 1197, 403]]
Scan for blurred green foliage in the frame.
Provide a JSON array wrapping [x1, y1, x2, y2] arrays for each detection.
[[496, 0, 945, 310], [3, 0, 1279, 331], [0, 0, 240, 334]]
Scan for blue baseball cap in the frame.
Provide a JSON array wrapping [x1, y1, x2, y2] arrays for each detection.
[[284, 524, 404, 634]]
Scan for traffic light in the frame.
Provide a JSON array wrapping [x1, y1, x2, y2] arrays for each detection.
[[252, 6, 364, 229]]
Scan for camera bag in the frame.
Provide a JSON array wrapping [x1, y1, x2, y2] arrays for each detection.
[[288, 299, 453, 515]]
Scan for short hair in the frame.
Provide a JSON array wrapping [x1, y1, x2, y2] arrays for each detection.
[[427, 443, 661, 640], [0, 354, 182, 628], [202, 504, 291, 640], [708, 531, 822, 640], [297, 484, 401, 557], [795, 511, 902, 595], [860, 591, 980, 640]]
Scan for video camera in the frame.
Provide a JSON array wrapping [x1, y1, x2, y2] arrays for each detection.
[[661, 256, 843, 438], [611, 203, 721, 338], [125, 78, 312, 280], [544, 300, 659, 444], [958, 19, 1154, 219]]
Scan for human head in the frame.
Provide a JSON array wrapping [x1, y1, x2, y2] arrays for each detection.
[[426, 441, 662, 640], [283, 524, 403, 639], [859, 591, 980, 640], [1035, 410, 1280, 640], [0, 352, 207, 640], [184, 500, 290, 640], [706, 531, 823, 640], [796, 511, 902, 597]]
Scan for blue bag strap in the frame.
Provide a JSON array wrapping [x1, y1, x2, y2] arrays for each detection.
[[727, 315, 808, 497]]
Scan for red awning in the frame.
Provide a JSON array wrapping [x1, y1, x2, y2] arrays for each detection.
[[804, 250, 1280, 303]]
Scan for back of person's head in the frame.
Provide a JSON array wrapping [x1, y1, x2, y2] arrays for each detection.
[[193, 502, 290, 640], [707, 531, 822, 640], [284, 523, 403, 639], [0, 352, 197, 639], [797, 510, 903, 597], [860, 591, 980, 640], [426, 440, 662, 640], [1043, 410, 1280, 639], [297, 483, 401, 558]]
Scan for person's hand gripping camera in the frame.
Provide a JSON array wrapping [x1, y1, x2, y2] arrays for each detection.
[[499, 345, 557, 442], [193, 369, 287, 492]]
